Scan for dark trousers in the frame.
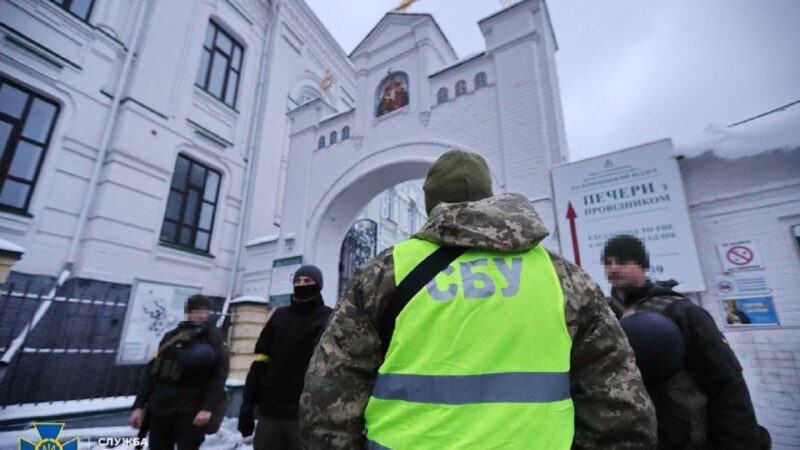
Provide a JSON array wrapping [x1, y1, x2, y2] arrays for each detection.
[[148, 411, 205, 450], [254, 417, 300, 450]]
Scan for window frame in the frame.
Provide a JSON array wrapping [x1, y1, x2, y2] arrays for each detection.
[[0, 76, 61, 214], [318, 136, 326, 149], [455, 80, 467, 97], [475, 72, 487, 89], [195, 20, 244, 109], [330, 130, 338, 145], [159, 155, 222, 253], [437, 87, 449, 104], [407, 200, 417, 232], [342, 126, 350, 140], [50, 0, 95, 22]]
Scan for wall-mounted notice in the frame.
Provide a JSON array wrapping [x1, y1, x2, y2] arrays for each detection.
[[552, 140, 705, 294], [118, 280, 200, 364], [717, 240, 765, 272], [269, 256, 302, 306]]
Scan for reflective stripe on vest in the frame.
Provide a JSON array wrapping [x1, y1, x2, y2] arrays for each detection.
[[364, 239, 574, 450]]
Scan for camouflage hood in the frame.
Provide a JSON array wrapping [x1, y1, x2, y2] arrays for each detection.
[[413, 193, 549, 252]]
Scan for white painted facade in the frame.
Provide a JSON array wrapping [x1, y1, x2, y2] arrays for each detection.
[[358, 180, 427, 254], [0, 0, 355, 299], [676, 133, 800, 447], [244, 0, 569, 301]]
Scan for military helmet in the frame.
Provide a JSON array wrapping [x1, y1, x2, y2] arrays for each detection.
[[178, 342, 217, 375], [620, 311, 685, 385]]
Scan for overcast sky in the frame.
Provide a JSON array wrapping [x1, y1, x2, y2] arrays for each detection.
[[305, 0, 800, 161]]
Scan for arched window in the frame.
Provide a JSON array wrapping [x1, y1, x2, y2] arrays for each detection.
[[330, 131, 338, 145], [318, 136, 326, 149], [376, 71, 410, 117], [437, 87, 448, 104], [455, 80, 467, 97], [474, 72, 487, 89], [342, 126, 350, 140]]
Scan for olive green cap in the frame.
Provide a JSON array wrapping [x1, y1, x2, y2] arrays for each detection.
[[423, 150, 494, 214]]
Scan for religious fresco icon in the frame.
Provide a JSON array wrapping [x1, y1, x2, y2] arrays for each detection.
[[377, 71, 409, 117]]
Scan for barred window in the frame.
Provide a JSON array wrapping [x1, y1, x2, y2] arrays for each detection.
[[0, 76, 60, 212], [196, 21, 244, 108], [161, 155, 221, 252], [51, 0, 94, 21]]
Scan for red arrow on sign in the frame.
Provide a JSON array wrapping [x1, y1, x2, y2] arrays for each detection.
[[566, 201, 581, 267]]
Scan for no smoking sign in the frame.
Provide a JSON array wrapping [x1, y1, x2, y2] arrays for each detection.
[[717, 240, 764, 272]]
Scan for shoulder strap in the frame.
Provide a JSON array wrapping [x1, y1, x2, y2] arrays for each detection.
[[156, 328, 197, 357], [378, 245, 468, 355]]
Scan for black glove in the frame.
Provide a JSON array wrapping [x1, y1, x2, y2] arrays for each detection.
[[238, 407, 255, 437]]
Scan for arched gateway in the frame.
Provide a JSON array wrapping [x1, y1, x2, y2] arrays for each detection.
[[243, 1, 570, 304]]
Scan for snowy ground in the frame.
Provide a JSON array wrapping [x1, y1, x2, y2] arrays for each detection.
[[0, 418, 251, 450]]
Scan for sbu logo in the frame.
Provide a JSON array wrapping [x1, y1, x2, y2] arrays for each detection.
[[20, 423, 79, 450]]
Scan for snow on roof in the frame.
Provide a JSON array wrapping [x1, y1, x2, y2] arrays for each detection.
[[0, 238, 24, 255], [674, 100, 800, 160], [230, 295, 269, 305]]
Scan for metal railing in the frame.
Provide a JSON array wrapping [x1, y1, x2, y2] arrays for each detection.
[[0, 279, 228, 409]]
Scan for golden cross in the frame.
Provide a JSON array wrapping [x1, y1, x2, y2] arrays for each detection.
[[393, 0, 419, 13]]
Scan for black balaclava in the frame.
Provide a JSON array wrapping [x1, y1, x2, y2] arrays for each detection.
[[293, 264, 323, 301]]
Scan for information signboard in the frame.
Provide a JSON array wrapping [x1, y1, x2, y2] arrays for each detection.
[[269, 256, 303, 306], [551, 140, 705, 294], [118, 280, 200, 364]]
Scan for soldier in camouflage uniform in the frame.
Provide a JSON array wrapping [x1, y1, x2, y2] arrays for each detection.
[[300, 150, 656, 449], [602, 234, 762, 450]]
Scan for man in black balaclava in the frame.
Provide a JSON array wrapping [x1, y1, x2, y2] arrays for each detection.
[[238, 265, 332, 450]]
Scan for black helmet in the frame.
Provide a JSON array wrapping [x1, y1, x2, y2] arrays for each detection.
[[620, 311, 685, 385], [178, 342, 217, 375]]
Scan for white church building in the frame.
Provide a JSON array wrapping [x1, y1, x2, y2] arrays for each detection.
[[0, 0, 797, 445]]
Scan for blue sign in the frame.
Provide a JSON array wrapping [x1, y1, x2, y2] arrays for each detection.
[[722, 296, 779, 326]]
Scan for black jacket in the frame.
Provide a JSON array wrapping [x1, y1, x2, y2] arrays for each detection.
[[242, 295, 332, 420], [133, 321, 229, 416], [611, 281, 760, 450]]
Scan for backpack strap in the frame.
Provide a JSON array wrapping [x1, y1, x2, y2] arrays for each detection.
[[378, 245, 468, 355], [156, 328, 197, 357]]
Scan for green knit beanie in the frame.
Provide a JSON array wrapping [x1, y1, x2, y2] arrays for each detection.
[[423, 150, 494, 214]]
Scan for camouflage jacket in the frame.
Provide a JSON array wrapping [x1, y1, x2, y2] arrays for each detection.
[[300, 194, 656, 449]]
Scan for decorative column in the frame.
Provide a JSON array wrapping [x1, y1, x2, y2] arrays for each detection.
[[228, 296, 271, 382]]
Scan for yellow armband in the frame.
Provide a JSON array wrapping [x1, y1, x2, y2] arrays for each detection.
[[254, 353, 270, 362]]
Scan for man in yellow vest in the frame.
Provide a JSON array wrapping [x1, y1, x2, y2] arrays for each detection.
[[300, 150, 656, 449]]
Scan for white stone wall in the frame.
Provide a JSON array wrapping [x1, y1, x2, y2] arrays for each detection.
[[0, 0, 279, 296], [680, 149, 800, 448], [1, 0, 360, 301], [253, 0, 568, 301], [359, 180, 427, 253]]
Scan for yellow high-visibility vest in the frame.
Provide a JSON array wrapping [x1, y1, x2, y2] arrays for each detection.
[[364, 238, 573, 449]]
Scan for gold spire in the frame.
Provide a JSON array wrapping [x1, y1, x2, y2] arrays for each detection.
[[393, 0, 419, 13]]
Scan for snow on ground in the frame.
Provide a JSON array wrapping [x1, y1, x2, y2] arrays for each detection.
[[674, 100, 800, 160], [0, 396, 135, 422], [0, 418, 249, 450]]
